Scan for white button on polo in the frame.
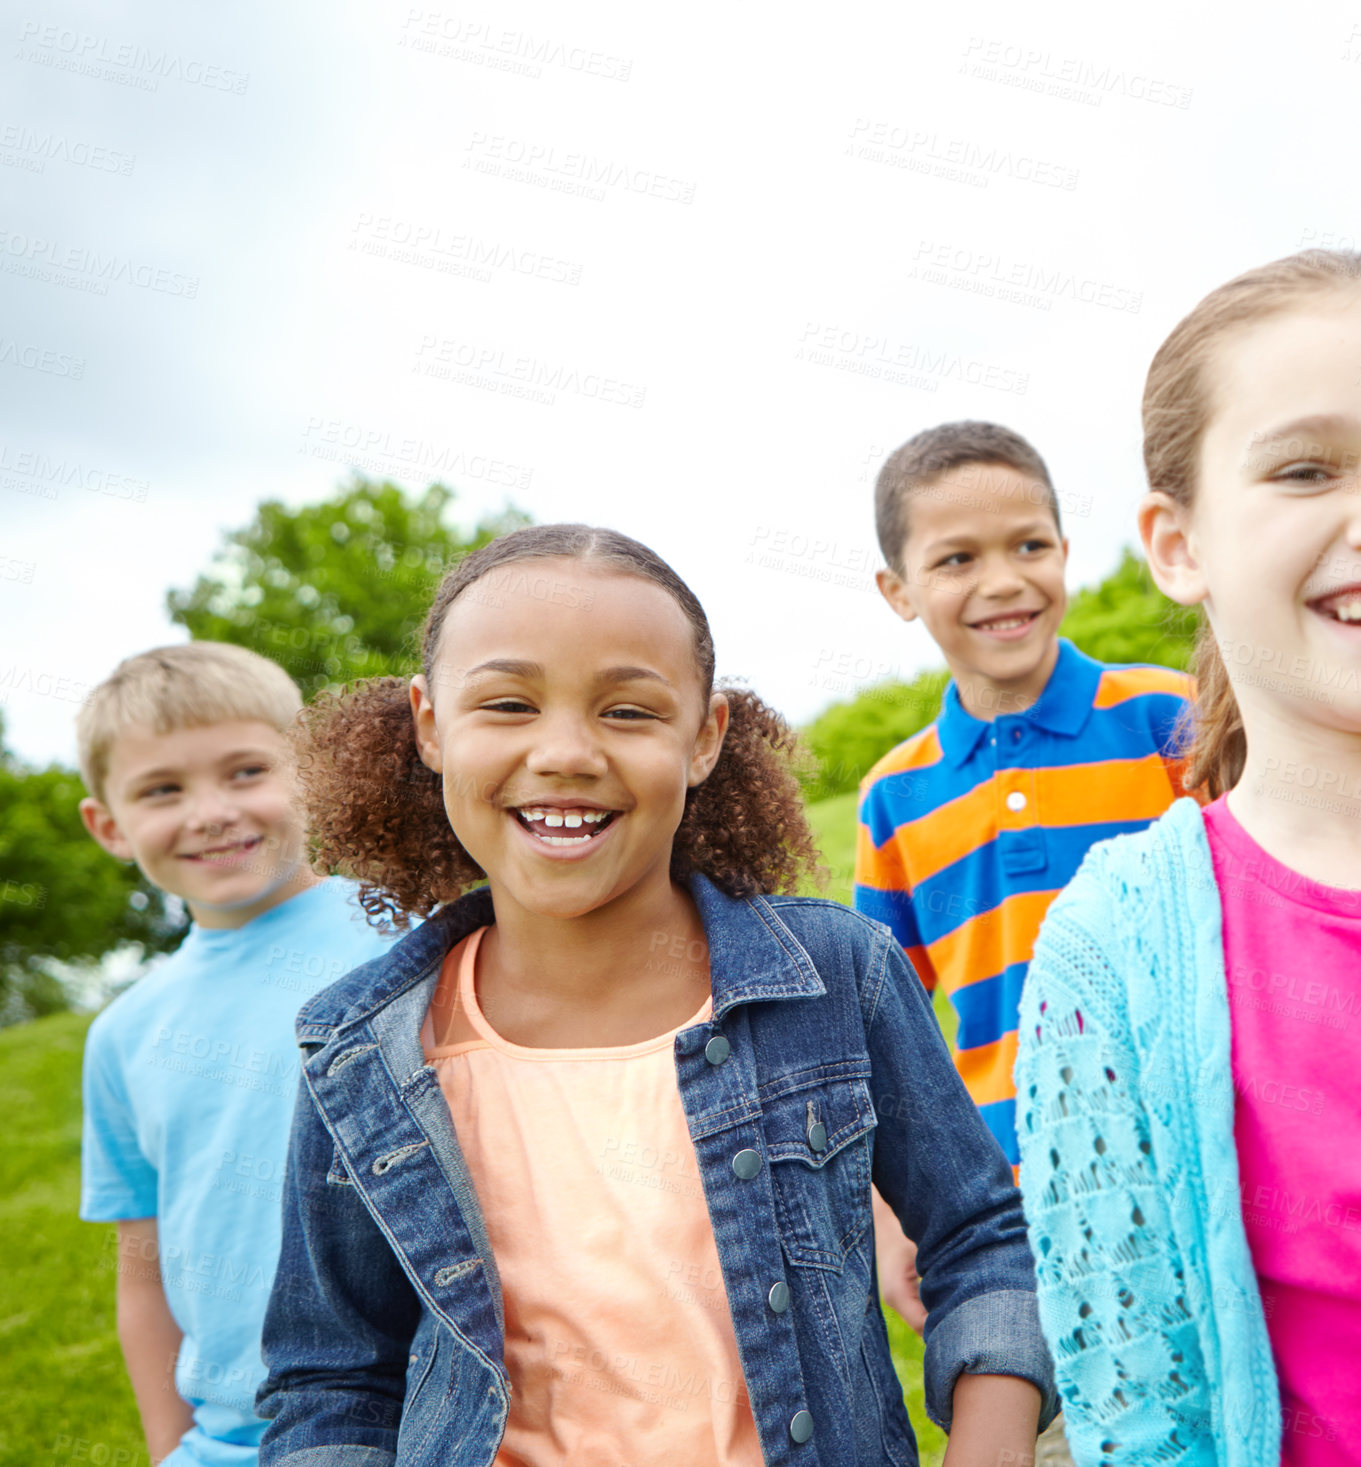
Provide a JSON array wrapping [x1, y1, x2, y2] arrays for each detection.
[[1005, 791, 1027, 812]]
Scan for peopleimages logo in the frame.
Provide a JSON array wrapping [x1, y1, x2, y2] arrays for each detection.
[[0, 228, 198, 298], [0, 122, 136, 175], [16, 22, 249, 94], [0, 336, 84, 378]]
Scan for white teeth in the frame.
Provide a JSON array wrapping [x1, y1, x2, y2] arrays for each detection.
[[1334, 600, 1361, 622], [514, 806, 614, 844], [517, 806, 610, 823]]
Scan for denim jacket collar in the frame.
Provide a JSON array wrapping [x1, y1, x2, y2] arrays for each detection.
[[293, 874, 826, 1044]]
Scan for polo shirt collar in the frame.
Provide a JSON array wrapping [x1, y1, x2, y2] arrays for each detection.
[[936, 638, 1101, 767]]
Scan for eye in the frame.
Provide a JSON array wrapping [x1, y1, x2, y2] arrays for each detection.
[[603, 706, 658, 722], [231, 764, 269, 781], [139, 783, 180, 800], [935, 551, 971, 569], [1272, 461, 1336, 485], [1018, 538, 1052, 554], [483, 698, 537, 714]]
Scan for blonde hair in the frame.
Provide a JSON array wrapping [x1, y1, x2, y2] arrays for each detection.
[[78, 642, 302, 801], [1142, 248, 1361, 799]]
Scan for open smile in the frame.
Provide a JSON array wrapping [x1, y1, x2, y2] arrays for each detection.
[[511, 805, 620, 849], [1308, 586, 1361, 624], [967, 609, 1043, 638], [181, 835, 264, 864]]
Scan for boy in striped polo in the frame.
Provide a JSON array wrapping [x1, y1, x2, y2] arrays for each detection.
[[854, 421, 1190, 1326]]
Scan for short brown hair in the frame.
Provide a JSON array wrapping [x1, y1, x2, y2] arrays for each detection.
[[1142, 248, 1361, 799], [77, 642, 303, 802], [295, 524, 822, 922], [874, 421, 1059, 571]]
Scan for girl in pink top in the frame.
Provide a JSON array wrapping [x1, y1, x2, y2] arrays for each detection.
[[1017, 248, 1361, 1467], [1138, 250, 1361, 1465]]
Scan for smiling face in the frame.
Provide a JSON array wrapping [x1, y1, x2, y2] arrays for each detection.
[[409, 559, 728, 924], [1165, 300, 1361, 734], [875, 461, 1069, 718], [79, 719, 316, 928]]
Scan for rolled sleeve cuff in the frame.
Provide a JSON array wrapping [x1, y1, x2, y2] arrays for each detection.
[[265, 1450, 394, 1467], [923, 1288, 1059, 1434]]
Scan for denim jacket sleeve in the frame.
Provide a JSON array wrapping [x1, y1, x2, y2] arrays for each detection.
[[255, 1074, 422, 1465], [861, 926, 1058, 1433]]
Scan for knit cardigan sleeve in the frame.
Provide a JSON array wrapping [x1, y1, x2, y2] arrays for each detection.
[[1015, 849, 1216, 1467]]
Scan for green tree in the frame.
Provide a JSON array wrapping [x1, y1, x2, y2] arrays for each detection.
[[1059, 546, 1198, 671], [802, 672, 951, 802], [0, 716, 182, 1026], [803, 547, 1199, 799], [166, 480, 529, 696]]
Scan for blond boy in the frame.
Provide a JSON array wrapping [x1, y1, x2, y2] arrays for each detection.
[[77, 644, 395, 1466]]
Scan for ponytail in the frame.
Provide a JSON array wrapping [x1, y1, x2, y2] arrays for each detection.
[[672, 685, 822, 899], [1181, 625, 1245, 801], [293, 677, 479, 927]]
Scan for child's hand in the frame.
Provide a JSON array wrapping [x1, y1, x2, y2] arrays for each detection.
[[872, 1187, 927, 1332]]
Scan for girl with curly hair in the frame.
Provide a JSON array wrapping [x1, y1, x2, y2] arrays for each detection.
[[256, 523, 1055, 1466]]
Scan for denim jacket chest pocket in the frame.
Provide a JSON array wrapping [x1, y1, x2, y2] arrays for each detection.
[[760, 1071, 876, 1271]]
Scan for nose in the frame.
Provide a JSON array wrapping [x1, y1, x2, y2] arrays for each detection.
[[185, 784, 241, 835], [976, 552, 1026, 599], [524, 709, 609, 780]]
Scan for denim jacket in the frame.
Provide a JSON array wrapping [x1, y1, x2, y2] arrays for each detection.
[[257, 877, 1056, 1465]]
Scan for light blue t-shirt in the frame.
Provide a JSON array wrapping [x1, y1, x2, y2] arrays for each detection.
[[80, 878, 398, 1466]]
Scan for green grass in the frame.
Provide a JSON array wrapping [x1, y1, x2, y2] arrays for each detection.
[[0, 793, 947, 1464], [0, 1010, 148, 1466]]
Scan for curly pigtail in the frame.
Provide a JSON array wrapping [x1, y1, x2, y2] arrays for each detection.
[[293, 677, 485, 926], [672, 685, 823, 899]]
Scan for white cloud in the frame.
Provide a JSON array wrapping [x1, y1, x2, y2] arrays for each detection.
[[3, 0, 1358, 763]]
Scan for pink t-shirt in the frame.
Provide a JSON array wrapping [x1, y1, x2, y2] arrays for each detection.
[[1204, 798, 1361, 1465], [421, 927, 762, 1467]]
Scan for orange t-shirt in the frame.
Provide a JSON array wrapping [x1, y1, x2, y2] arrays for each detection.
[[421, 928, 762, 1467]]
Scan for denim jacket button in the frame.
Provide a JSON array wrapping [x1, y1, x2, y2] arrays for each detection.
[[704, 1035, 731, 1066], [789, 1409, 814, 1444], [731, 1148, 762, 1180], [767, 1281, 790, 1314], [806, 1121, 828, 1153]]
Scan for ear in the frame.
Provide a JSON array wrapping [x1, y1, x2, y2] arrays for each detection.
[[409, 675, 444, 773], [687, 692, 730, 788], [1137, 492, 1208, 606], [79, 796, 135, 861], [875, 565, 919, 625]]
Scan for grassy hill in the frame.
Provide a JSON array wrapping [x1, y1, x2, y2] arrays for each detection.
[[0, 795, 947, 1466], [0, 1011, 148, 1464]]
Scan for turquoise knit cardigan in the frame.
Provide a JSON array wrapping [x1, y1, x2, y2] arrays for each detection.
[[1015, 797, 1281, 1467]]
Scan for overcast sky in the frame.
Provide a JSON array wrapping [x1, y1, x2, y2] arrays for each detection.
[[4, 0, 1359, 767]]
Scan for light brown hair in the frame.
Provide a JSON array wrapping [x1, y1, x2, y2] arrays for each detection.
[[77, 642, 303, 802], [296, 524, 821, 922], [874, 420, 1059, 572], [1142, 248, 1361, 798]]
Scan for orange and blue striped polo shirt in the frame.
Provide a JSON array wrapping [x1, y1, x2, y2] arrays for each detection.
[[853, 639, 1192, 1165]]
